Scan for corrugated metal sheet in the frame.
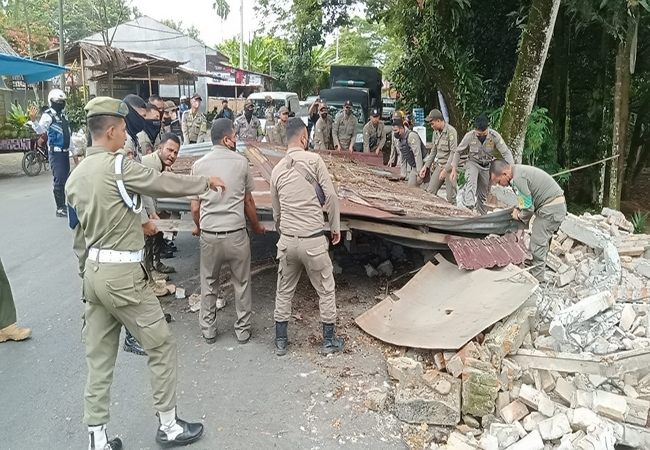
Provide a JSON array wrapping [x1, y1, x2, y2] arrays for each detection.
[[446, 233, 531, 270]]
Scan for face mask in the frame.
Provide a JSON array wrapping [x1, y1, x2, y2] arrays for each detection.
[[345, 109, 352, 116], [144, 119, 161, 142], [51, 101, 65, 113], [266, 100, 272, 105], [245, 110, 253, 120], [393, 132, 401, 139], [223, 137, 236, 151], [478, 135, 487, 144], [163, 117, 172, 126], [124, 103, 147, 135], [320, 113, 328, 119]]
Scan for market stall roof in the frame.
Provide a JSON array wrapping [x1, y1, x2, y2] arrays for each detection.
[[90, 55, 209, 83], [0, 53, 66, 84]]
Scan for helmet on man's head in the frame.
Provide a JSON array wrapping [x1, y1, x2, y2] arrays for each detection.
[[48, 89, 66, 105]]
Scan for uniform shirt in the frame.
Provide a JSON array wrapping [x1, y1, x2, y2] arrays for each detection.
[[137, 130, 155, 155], [181, 109, 207, 144], [265, 106, 276, 125], [272, 120, 288, 146], [141, 151, 164, 215], [452, 128, 514, 168], [332, 113, 357, 149], [123, 135, 142, 162], [397, 131, 424, 171], [66, 145, 210, 276], [313, 116, 333, 150], [510, 164, 564, 223], [29, 111, 77, 155], [423, 123, 458, 171], [270, 146, 340, 236], [191, 145, 254, 232], [362, 121, 386, 153], [234, 114, 262, 141], [389, 133, 401, 166]]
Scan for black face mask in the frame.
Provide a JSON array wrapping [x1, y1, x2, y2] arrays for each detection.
[[477, 135, 487, 144], [393, 132, 401, 139], [266, 101, 272, 105], [163, 117, 172, 126], [320, 113, 328, 119], [51, 101, 65, 113], [124, 103, 147, 136], [245, 110, 253, 120], [143, 119, 161, 142], [345, 109, 352, 116]]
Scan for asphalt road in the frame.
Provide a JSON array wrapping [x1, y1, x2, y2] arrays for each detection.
[[0, 172, 404, 450]]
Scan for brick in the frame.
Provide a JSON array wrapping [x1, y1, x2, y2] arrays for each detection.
[[445, 432, 480, 450], [560, 215, 609, 249], [386, 357, 423, 384], [592, 390, 627, 422], [523, 412, 546, 432], [538, 369, 556, 393], [503, 430, 544, 450], [538, 413, 572, 441], [554, 377, 576, 406], [567, 407, 603, 431], [489, 423, 521, 448], [547, 253, 570, 274], [500, 400, 529, 424], [484, 307, 536, 362], [558, 268, 577, 287], [565, 252, 578, 267], [446, 354, 465, 378], [394, 378, 461, 425], [620, 304, 637, 332], [461, 365, 500, 417], [549, 292, 615, 343]]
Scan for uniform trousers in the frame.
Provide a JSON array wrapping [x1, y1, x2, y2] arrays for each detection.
[[49, 149, 70, 189], [405, 164, 418, 186], [274, 234, 336, 324], [426, 165, 457, 204], [199, 229, 252, 341], [82, 259, 177, 425], [463, 160, 491, 215], [0, 258, 17, 329], [530, 203, 567, 282]]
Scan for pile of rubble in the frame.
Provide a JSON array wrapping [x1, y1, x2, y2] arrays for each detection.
[[367, 208, 650, 449]]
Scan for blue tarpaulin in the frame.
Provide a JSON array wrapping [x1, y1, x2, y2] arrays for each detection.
[[0, 53, 66, 84]]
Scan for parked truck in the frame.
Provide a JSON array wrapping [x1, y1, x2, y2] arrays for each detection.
[[319, 65, 385, 152]]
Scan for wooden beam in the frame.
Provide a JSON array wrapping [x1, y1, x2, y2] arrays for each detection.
[[346, 219, 448, 244], [152, 219, 350, 234]]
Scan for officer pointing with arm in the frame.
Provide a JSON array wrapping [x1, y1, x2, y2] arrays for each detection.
[[270, 117, 344, 357], [66, 97, 226, 450]]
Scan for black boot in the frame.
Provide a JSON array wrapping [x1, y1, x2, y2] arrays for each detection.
[[321, 323, 345, 355], [275, 321, 288, 356], [88, 425, 122, 450], [123, 329, 146, 356], [154, 233, 176, 273], [156, 409, 204, 447], [53, 188, 67, 217]]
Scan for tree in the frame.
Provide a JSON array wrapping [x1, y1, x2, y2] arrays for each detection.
[[213, 0, 230, 20], [498, 0, 561, 163]]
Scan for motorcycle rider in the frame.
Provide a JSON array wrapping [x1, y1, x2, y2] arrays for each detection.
[[28, 89, 77, 217]]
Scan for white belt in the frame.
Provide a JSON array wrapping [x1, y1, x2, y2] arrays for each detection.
[[88, 248, 143, 263]]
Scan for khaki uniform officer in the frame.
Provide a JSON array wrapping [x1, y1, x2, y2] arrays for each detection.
[[181, 93, 207, 145], [0, 257, 31, 343], [490, 160, 567, 282], [451, 114, 514, 214], [362, 108, 386, 154], [190, 118, 265, 345], [272, 105, 290, 146], [313, 102, 333, 150], [332, 99, 357, 152], [66, 97, 227, 450], [264, 95, 276, 140], [234, 99, 262, 141], [270, 117, 345, 357], [392, 118, 424, 186], [419, 109, 458, 204]]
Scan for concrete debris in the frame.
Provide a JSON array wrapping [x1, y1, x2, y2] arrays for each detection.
[[365, 263, 379, 277], [394, 377, 461, 426], [188, 293, 201, 312], [364, 390, 387, 411], [376, 259, 394, 276], [386, 357, 424, 384]]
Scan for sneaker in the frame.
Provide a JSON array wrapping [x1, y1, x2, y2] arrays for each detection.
[[56, 208, 68, 218]]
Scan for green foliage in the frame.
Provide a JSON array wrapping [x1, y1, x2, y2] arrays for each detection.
[[2, 104, 34, 138], [631, 211, 649, 234], [213, 0, 230, 20], [65, 90, 86, 132], [218, 35, 287, 75]]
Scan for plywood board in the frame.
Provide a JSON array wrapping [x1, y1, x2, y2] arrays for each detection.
[[355, 254, 538, 349]]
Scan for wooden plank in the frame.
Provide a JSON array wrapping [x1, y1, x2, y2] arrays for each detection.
[[152, 219, 351, 234], [347, 219, 449, 244]]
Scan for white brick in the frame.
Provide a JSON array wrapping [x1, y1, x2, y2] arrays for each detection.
[[504, 430, 544, 450], [593, 390, 627, 422], [500, 400, 529, 424], [538, 413, 572, 441], [620, 304, 637, 332]]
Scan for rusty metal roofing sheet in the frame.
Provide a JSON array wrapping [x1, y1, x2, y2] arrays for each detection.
[[446, 233, 531, 270]]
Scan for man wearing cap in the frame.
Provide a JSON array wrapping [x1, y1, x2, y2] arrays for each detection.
[[450, 114, 514, 214], [181, 93, 207, 145], [392, 118, 425, 186], [270, 117, 344, 357], [419, 109, 458, 204], [333, 100, 357, 152], [234, 99, 262, 141], [490, 159, 566, 281], [162, 100, 183, 139], [66, 96, 227, 450], [362, 108, 386, 154], [313, 102, 333, 150], [191, 118, 266, 345], [272, 106, 290, 146], [264, 95, 276, 140]]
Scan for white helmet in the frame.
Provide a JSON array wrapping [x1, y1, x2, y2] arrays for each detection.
[[48, 89, 66, 104]]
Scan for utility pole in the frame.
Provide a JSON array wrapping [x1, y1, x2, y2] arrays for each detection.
[[58, 0, 65, 88], [335, 34, 340, 64], [239, 0, 244, 70]]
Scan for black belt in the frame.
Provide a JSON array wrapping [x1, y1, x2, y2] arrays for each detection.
[[189, 140, 197, 144], [202, 227, 245, 235], [283, 231, 324, 239]]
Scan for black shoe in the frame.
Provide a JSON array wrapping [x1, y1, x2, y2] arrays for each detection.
[[204, 335, 217, 345], [321, 323, 345, 355], [163, 239, 177, 251], [275, 321, 288, 356], [160, 249, 175, 259], [106, 438, 123, 450], [123, 331, 146, 356], [155, 417, 204, 447]]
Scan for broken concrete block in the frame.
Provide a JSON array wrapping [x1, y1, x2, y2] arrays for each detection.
[[592, 390, 628, 422], [558, 268, 577, 287], [500, 400, 529, 424], [461, 365, 500, 417], [377, 260, 394, 277], [523, 411, 546, 432], [624, 384, 640, 399], [394, 379, 461, 425], [489, 423, 521, 448], [567, 407, 603, 431], [554, 377, 576, 406], [571, 390, 594, 409], [565, 253, 578, 267], [422, 370, 456, 396], [538, 413, 572, 441], [620, 304, 637, 332], [479, 434, 499, 450], [434, 352, 446, 371], [549, 292, 615, 343], [445, 432, 480, 450], [539, 370, 556, 393], [446, 354, 465, 378], [365, 390, 387, 411], [626, 397, 650, 426], [619, 422, 650, 448], [497, 391, 511, 415], [386, 357, 424, 384], [518, 384, 556, 417], [635, 260, 650, 279], [499, 359, 523, 392], [574, 421, 616, 450], [503, 429, 544, 450], [560, 215, 609, 249], [484, 307, 536, 363], [547, 253, 570, 274]]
